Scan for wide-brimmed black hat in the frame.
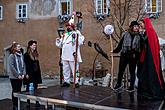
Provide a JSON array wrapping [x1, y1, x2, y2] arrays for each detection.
[[129, 21, 139, 27]]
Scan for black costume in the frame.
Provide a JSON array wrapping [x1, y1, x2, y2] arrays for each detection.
[[113, 28, 141, 90], [137, 18, 165, 100]]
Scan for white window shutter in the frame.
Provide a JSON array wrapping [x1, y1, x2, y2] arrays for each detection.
[[0, 6, 3, 20], [96, 0, 102, 15], [25, 4, 28, 18], [59, 1, 62, 15], [145, 0, 151, 13], [106, 0, 110, 14], [157, 0, 162, 12], [16, 4, 19, 19]]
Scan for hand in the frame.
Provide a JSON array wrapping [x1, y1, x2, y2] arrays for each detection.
[[73, 52, 76, 57], [26, 75, 29, 79], [139, 28, 143, 32], [18, 75, 22, 79], [56, 38, 60, 40], [139, 26, 144, 33], [22, 75, 25, 79], [56, 38, 61, 43], [72, 11, 76, 16]]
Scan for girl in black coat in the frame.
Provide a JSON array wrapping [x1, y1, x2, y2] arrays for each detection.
[[24, 40, 42, 106]]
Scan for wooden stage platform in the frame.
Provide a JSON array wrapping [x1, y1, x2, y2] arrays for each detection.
[[14, 85, 164, 110]]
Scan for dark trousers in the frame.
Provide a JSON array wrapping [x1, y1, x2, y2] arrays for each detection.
[[10, 79, 22, 107], [116, 54, 138, 88]]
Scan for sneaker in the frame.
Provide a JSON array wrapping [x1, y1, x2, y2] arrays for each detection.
[[126, 87, 135, 92], [62, 82, 70, 87], [114, 84, 122, 90]]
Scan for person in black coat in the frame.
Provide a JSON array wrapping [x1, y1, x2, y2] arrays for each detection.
[[24, 40, 42, 107], [113, 21, 141, 92]]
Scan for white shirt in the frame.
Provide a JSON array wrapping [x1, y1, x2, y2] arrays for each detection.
[[56, 30, 85, 62]]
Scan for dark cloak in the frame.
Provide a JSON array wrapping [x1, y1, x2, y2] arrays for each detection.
[[137, 18, 165, 100]]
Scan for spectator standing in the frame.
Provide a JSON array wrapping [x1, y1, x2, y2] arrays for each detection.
[[8, 42, 27, 110], [24, 40, 42, 107]]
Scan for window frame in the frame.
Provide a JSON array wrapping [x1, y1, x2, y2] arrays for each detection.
[[16, 3, 28, 19], [95, 0, 110, 15], [58, 0, 72, 16], [0, 6, 3, 20], [145, 0, 162, 13]]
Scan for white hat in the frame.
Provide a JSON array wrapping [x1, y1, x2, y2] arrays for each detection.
[[66, 12, 76, 29], [69, 14, 75, 25]]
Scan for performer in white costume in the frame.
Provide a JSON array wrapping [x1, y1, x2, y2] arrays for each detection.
[[56, 14, 85, 87]]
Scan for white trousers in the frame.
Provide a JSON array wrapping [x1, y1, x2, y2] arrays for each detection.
[[62, 60, 80, 84]]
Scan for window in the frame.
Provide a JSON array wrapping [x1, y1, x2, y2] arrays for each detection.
[[95, 0, 110, 15], [0, 6, 3, 20], [16, 3, 28, 19], [59, 0, 72, 15], [145, 0, 162, 13]]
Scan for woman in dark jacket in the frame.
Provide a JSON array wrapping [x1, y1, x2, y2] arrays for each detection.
[[24, 40, 42, 106], [113, 21, 141, 92]]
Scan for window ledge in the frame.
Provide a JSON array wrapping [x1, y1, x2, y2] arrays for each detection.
[[16, 18, 29, 23]]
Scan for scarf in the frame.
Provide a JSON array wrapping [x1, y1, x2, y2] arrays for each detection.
[[15, 52, 24, 74], [122, 31, 140, 53], [62, 31, 73, 45]]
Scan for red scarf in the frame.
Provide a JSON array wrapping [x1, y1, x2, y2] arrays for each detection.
[[144, 18, 163, 88]]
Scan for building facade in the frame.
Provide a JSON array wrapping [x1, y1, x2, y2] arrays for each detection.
[[0, 0, 164, 77]]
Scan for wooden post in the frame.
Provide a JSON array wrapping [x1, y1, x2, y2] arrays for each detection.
[[73, 33, 79, 88], [59, 49, 63, 85], [57, 29, 65, 86], [110, 35, 114, 89]]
